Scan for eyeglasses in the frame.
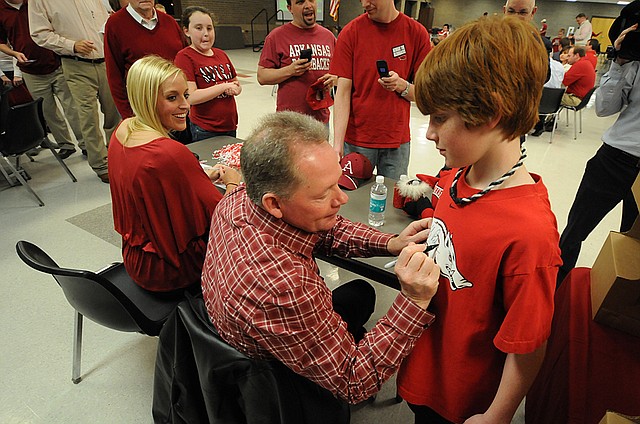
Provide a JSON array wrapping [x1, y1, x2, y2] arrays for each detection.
[[506, 9, 531, 16]]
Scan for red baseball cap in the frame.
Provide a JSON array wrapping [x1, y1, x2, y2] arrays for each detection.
[[338, 152, 374, 190], [306, 79, 334, 111]]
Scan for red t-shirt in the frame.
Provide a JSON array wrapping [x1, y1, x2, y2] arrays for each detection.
[[563, 57, 596, 99], [397, 169, 559, 423], [259, 23, 336, 123], [175, 46, 238, 133], [0, 1, 60, 75], [108, 133, 222, 292], [585, 50, 597, 69], [104, 9, 186, 118], [330, 13, 430, 148]]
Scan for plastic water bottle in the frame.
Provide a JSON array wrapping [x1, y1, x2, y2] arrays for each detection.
[[368, 175, 387, 227]]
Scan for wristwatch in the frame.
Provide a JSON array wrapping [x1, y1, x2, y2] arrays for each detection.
[[400, 81, 410, 97]]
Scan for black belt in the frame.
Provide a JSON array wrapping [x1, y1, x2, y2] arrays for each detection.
[[61, 55, 105, 64]]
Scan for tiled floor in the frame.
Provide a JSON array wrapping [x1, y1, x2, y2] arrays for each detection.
[[0, 48, 621, 423]]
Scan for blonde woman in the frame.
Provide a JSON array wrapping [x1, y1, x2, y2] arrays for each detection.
[[108, 55, 240, 295]]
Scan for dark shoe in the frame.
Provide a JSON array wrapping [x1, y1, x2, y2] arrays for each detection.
[[57, 148, 76, 159], [531, 128, 544, 137], [26, 147, 40, 157], [81, 149, 87, 157], [41, 139, 59, 149], [98, 173, 110, 184]]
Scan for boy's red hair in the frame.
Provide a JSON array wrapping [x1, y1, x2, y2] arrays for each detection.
[[415, 16, 548, 140]]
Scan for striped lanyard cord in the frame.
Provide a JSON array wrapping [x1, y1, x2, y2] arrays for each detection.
[[450, 145, 527, 206]]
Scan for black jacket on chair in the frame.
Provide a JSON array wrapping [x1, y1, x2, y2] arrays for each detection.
[[152, 295, 350, 424]]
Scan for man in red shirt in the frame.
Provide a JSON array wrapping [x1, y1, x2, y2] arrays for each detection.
[[331, 0, 430, 180], [257, 0, 336, 124], [104, 0, 186, 118], [0, 0, 83, 159], [561, 46, 596, 107], [539, 18, 547, 37], [585, 38, 599, 69], [202, 111, 440, 404]]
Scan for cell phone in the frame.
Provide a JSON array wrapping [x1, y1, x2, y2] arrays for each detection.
[[299, 48, 312, 62], [376, 60, 389, 78]]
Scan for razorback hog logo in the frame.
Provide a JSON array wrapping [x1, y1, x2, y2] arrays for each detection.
[[427, 217, 473, 291]]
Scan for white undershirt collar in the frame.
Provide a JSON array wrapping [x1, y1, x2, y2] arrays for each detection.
[[126, 3, 158, 30]]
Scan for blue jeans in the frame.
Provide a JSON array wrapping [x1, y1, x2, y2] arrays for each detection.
[[190, 122, 237, 142], [557, 143, 640, 286], [344, 142, 410, 180]]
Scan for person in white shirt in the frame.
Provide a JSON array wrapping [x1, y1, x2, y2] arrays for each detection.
[[546, 55, 565, 89], [29, 0, 119, 183], [572, 13, 592, 47]]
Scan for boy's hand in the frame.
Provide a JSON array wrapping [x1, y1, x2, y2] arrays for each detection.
[[387, 218, 431, 256]]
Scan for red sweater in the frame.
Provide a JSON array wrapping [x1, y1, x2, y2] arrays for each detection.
[[108, 133, 222, 292], [563, 57, 595, 99], [105, 9, 186, 118]]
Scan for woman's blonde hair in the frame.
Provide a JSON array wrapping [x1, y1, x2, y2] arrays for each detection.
[[125, 55, 186, 140], [415, 16, 548, 140]]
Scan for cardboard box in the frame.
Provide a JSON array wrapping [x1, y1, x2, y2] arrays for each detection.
[[598, 411, 640, 424], [590, 174, 640, 337]]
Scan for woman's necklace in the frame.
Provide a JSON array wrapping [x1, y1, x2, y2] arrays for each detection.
[[450, 145, 527, 206]]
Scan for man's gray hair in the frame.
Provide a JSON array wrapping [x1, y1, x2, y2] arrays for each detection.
[[241, 111, 329, 205]]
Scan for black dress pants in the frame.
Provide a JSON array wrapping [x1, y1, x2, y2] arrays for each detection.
[[332, 279, 376, 342], [557, 143, 640, 286]]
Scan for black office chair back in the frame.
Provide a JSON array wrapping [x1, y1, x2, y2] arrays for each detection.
[[539, 87, 565, 115], [573, 86, 597, 111], [16, 240, 172, 336], [0, 98, 46, 156], [153, 296, 350, 424]]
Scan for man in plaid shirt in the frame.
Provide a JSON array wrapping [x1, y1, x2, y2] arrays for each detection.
[[202, 111, 440, 404]]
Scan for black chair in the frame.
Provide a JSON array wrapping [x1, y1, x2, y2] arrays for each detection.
[[538, 87, 566, 144], [153, 296, 350, 424], [0, 97, 77, 206], [15, 240, 182, 384], [563, 86, 597, 140]]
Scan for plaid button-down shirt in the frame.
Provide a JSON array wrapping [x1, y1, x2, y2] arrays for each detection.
[[202, 187, 434, 403]]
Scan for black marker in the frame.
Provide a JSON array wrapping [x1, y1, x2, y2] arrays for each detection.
[[384, 244, 438, 269]]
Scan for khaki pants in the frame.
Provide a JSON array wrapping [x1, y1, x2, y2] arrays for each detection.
[[22, 67, 84, 151], [60, 58, 120, 176], [561, 93, 582, 107]]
